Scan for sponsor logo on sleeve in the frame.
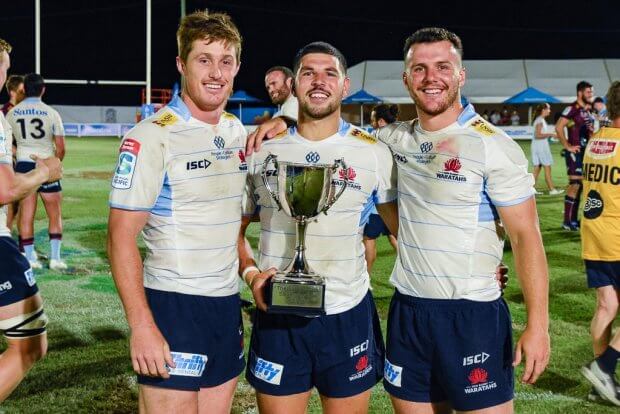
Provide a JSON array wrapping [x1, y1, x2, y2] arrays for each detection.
[[0, 281, 13, 295], [561, 106, 572, 117], [253, 357, 284, 385], [152, 112, 179, 127], [470, 119, 495, 136], [384, 359, 403, 387], [350, 128, 377, 144], [393, 152, 408, 164], [112, 138, 141, 189], [167, 352, 208, 377], [464, 368, 497, 394], [24, 268, 36, 286]]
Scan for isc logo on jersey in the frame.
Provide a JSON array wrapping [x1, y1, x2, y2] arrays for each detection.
[[384, 359, 402, 387], [112, 138, 140, 189], [253, 357, 284, 385], [167, 352, 207, 377]]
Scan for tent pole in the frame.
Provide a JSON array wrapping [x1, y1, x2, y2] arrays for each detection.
[[528, 106, 532, 125], [239, 103, 242, 124], [360, 104, 363, 127]]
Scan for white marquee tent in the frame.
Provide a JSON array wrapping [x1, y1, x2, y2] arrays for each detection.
[[347, 59, 617, 103]]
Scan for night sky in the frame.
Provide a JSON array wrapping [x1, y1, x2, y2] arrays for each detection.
[[1, 0, 618, 106]]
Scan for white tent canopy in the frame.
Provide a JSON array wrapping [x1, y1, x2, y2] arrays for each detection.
[[348, 59, 616, 104]]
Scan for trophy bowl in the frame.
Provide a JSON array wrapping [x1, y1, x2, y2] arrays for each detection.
[[261, 154, 348, 316]]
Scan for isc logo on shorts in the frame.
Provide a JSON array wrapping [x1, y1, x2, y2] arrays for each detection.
[[0, 281, 13, 294], [253, 357, 284, 385], [384, 359, 402, 387], [167, 352, 207, 377]]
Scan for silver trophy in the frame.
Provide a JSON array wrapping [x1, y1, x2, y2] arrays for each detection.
[[261, 153, 348, 316]]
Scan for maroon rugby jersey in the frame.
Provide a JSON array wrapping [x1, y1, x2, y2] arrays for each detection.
[[560, 102, 594, 147]]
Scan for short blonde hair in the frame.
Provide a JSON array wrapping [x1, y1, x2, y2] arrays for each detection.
[[0, 38, 12, 62], [177, 10, 242, 63], [607, 81, 620, 121]]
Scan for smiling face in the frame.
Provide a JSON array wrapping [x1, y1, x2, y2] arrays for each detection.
[[176, 38, 240, 114], [0, 51, 10, 90], [265, 70, 292, 105], [403, 40, 465, 119], [295, 53, 349, 120]]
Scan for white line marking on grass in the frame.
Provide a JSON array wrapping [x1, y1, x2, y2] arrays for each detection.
[[516, 390, 583, 403]]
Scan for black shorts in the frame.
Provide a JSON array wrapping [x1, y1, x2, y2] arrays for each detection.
[[585, 260, 620, 289], [137, 289, 245, 391], [363, 214, 391, 239], [562, 149, 583, 177], [0, 236, 39, 307], [15, 161, 62, 193]]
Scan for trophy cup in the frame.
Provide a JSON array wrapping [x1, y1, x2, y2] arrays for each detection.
[[261, 154, 348, 316]]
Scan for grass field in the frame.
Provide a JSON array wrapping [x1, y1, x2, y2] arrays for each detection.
[[0, 136, 618, 413]]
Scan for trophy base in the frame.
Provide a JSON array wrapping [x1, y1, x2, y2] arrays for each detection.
[[267, 272, 326, 317]]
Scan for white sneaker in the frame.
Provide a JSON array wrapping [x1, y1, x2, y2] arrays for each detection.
[[549, 188, 565, 195], [49, 259, 68, 271], [581, 359, 620, 406], [535, 190, 544, 195], [28, 258, 43, 269]]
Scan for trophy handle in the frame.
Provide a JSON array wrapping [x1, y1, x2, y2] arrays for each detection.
[[322, 158, 348, 214], [261, 154, 283, 210]]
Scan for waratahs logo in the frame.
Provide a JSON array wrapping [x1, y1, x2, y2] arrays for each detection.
[[468, 368, 488, 385], [339, 167, 356, 181], [238, 150, 248, 171], [349, 355, 372, 381], [436, 157, 466, 182], [356, 355, 369, 371], [444, 157, 462, 173], [464, 367, 497, 394]]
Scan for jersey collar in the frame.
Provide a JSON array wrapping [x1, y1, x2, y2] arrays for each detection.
[[166, 95, 191, 122], [457, 104, 477, 126], [23, 97, 42, 103], [288, 118, 350, 137]]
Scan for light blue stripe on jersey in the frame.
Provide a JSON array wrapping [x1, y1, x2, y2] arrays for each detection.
[[260, 251, 363, 262], [399, 214, 471, 230], [457, 104, 477, 125], [144, 219, 241, 230], [289, 118, 350, 137], [260, 228, 357, 238], [152, 173, 172, 217], [478, 187, 499, 222], [167, 95, 191, 121], [400, 240, 471, 256], [398, 190, 479, 207], [108, 203, 152, 211], [359, 191, 377, 226], [167, 170, 246, 183], [150, 243, 237, 251]]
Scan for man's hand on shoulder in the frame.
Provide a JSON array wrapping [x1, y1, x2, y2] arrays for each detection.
[[246, 117, 291, 155]]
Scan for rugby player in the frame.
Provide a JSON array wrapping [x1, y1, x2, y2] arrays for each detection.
[[265, 66, 298, 121], [107, 11, 247, 413], [555, 81, 595, 231], [6, 74, 67, 270], [0, 37, 61, 403], [374, 27, 550, 414], [580, 80, 620, 406], [239, 42, 398, 414]]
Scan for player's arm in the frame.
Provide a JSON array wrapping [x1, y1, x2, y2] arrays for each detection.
[[53, 135, 65, 161], [245, 116, 293, 155], [107, 208, 174, 378], [237, 215, 276, 312], [534, 123, 554, 140], [497, 198, 550, 385], [555, 116, 579, 153], [0, 156, 61, 204], [376, 201, 398, 236]]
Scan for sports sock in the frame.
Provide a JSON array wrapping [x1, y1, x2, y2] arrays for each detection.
[[563, 196, 575, 224], [572, 187, 583, 223], [18, 235, 24, 253], [49, 233, 62, 260], [22, 237, 35, 261], [596, 345, 620, 375]]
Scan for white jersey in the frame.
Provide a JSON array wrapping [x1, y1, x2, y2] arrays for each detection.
[[273, 94, 298, 121], [0, 112, 13, 237], [244, 120, 397, 314], [376, 105, 534, 301], [6, 97, 64, 161], [109, 96, 248, 297]]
